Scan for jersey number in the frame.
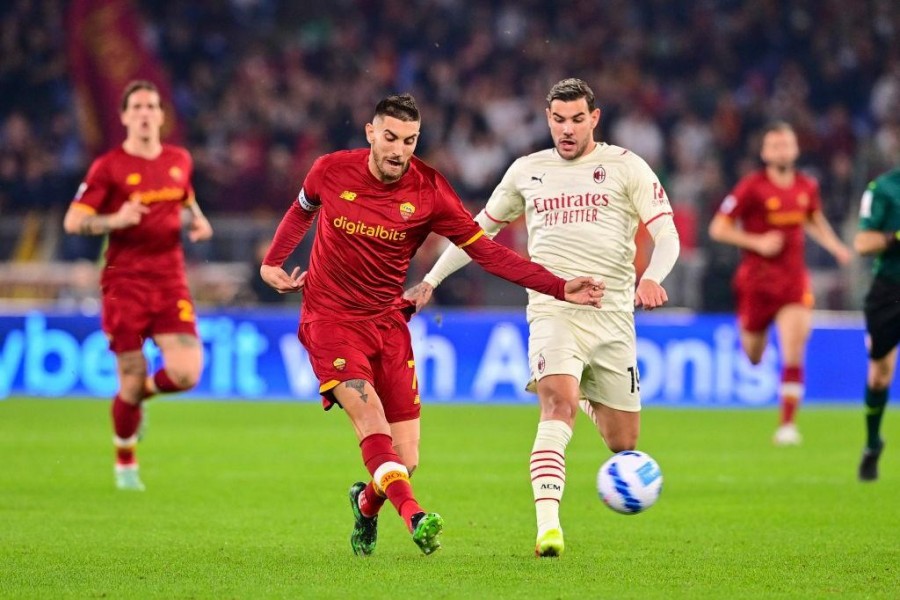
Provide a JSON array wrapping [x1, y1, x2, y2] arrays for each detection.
[[628, 365, 640, 394], [177, 299, 196, 323]]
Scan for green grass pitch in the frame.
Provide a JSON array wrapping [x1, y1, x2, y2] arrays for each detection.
[[1, 398, 898, 599]]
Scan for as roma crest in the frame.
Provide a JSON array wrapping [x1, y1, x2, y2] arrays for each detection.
[[399, 201, 416, 221]]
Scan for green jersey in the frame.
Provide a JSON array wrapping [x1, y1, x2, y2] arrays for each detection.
[[858, 167, 900, 282]]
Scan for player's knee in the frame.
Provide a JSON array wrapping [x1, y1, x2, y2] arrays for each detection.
[[169, 367, 201, 390], [605, 432, 638, 453], [540, 395, 578, 423], [746, 351, 764, 366], [118, 380, 145, 403]]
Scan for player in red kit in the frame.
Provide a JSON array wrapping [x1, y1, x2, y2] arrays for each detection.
[[260, 94, 604, 556], [63, 80, 213, 491], [709, 122, 850, 445]]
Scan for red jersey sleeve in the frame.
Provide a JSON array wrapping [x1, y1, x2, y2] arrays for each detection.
[[429, 172, 566, 300], [718, 175, 754, 220], [262, 158, 325, 267], [72, 156, 113, 213]]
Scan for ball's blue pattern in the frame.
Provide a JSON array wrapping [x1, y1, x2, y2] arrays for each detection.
[[607, 461, 643, 513]]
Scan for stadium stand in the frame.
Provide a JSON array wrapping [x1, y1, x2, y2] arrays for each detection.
[[1, 0, 898, 309]]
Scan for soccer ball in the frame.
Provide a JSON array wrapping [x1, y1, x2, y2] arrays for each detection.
[[597, 450, 663, 514]]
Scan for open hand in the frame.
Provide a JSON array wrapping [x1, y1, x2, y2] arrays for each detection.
[[403, 281, 435, 314], [260, 264, 307, 294]]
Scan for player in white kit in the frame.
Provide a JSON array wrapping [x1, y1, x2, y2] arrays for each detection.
[[405, 79, 680, 557]]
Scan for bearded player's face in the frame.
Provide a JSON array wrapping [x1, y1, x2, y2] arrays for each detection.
[[366, 115, 420, 183], [760, 129, 799, 170]]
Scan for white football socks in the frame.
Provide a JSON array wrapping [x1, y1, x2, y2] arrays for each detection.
[[530, 419, 572, 537]]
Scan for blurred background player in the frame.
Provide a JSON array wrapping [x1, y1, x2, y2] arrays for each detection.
[[708, 121, 851, 446], [259, 93, 603, 556], [62, 80, 214, 491], [405, 78, 680, 557], [853, 165, 900, 481]]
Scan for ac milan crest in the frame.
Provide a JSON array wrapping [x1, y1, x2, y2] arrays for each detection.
[[593, 165, 606, 184]]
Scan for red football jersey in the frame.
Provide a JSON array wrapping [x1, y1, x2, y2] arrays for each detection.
[[71, 144, 194, 285], [717, 169, 820, 286], [299, 149, 484, 321]]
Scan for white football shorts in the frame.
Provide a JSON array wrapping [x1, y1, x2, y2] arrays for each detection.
[[526, 307, 640, 412]]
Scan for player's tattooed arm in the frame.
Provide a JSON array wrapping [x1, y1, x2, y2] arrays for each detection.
[[65, 200, 149, 236], [344, 379, 369, 404], [77, 214, 117, 235]]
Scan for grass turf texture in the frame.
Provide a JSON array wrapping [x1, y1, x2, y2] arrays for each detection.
[[1, 398, 898, 599]]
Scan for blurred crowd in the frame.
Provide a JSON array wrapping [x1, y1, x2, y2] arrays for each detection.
[[1, 0, 899, 310]]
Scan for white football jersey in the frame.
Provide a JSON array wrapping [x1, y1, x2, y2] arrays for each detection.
[[483, 142, 672, 313]]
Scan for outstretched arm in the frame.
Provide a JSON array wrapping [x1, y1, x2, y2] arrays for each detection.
[[405, 209, 510, 312], [462, 235, 603, 307]]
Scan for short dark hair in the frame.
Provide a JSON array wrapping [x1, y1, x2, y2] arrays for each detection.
[[120, 80, 159, 112], [374, 94, 420, 122], [546, 78, 596, 112], [762, 120, 794, 136]]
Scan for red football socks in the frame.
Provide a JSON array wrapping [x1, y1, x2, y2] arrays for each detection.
[[357, 482, 387, 518], [111, 395, 141, 465], [360, 433, 423, 530], [153, 369, 184, 393], [779, 365, 803, 424]]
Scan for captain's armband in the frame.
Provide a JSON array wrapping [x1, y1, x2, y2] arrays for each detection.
[[296, 188, 320, 212]]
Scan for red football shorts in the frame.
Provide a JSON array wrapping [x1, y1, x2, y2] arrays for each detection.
[[298, 310, 420, 423], [734, 273, 813, 333], [101, 278, 199, 353]]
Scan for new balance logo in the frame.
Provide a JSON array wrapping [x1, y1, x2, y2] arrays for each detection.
[[531, 173, 545, 184]]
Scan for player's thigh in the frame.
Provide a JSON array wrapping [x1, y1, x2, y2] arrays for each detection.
[[390, 418, 420, 472], [585, 401, 640, 452], [582, 311, 641, 413], [101, 281, 152, 354], [154, 333, 203, 381], [373, 313, 421, 424], [773, 303, 812, 364], [299, 318, 379, 403], [332, 379, 391, 440]]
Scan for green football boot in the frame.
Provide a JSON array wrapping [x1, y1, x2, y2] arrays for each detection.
[[411, 512, 444, 555], [349, 482, 378, 556]]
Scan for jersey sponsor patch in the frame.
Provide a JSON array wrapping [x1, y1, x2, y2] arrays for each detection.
[[296, 188, 320, 212], [859, 189, 873, 219], [719, 194, 737, 214], [74, 182, 87, 201]]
